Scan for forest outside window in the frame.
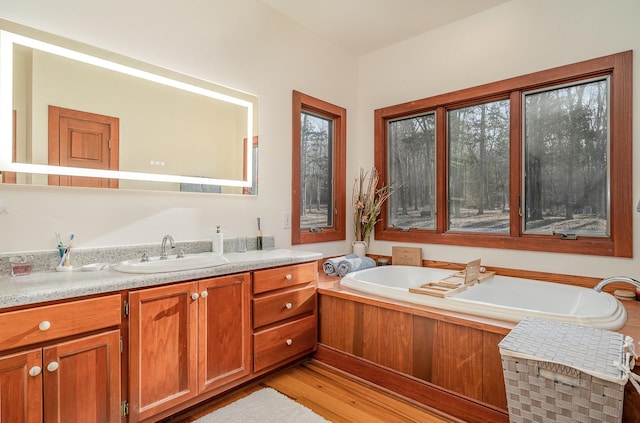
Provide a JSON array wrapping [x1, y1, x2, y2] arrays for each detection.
[[523, 78, 609, 237], [374, 51, 632, 257], [292, 90, 346, 244]]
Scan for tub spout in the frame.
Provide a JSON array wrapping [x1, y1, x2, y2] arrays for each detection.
[[594, 276, 640, 292]]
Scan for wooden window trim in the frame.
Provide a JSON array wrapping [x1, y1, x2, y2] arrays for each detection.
[[292, 90, 346, 244], [374, 51, 632, 257]]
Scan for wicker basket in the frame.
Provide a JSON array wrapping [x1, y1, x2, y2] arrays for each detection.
[[499, 318, 628, 423]]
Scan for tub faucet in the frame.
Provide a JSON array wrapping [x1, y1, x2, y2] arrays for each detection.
[[593, 276, 640, 292], [160, 235, 176, 260]]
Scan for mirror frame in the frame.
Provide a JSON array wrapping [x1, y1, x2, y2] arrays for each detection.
[[0, 19, 256, 189]]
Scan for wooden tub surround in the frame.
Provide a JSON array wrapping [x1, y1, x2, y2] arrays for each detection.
[[315, 260, 640, 423]]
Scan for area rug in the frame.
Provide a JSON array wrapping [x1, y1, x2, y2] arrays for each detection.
[[193, 388, 330, 423]]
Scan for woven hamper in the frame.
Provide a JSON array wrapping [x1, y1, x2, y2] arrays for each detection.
[[499, 317, 628, 423]]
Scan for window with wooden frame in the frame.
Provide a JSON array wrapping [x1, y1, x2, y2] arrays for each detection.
[[292, 90, 346, 244], [374, 51, 632, 257]]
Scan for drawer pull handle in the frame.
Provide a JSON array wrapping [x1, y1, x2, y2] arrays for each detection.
[[191, 293, 199, 301], [29, 366, 42, 377], [285, 338, 293, 346], [201, 291, 209, 298], [38, 321, 51, 331], [285, 302, 293, 310], [46, 362, 59, 372], [285, 274, 292, 280]]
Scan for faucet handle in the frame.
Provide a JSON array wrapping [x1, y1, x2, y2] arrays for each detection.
[[140, 251, 150, 262], [177, 247, 186, 258]]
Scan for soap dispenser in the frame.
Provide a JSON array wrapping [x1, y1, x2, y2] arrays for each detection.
[[213, 226, 224, 256]]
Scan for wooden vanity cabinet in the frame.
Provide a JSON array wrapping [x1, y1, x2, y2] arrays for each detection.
[[0, 295, 122, 423], [252, 262, 318, 374], [128, 273, 251, 422]]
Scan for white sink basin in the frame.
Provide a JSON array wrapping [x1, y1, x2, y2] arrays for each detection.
[[112, 253, 229, 274]]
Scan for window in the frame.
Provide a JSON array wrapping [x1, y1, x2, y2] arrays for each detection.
[[292, 90, 346, 244], [374, 51, 632, 257], [388, 112, 436, 230], [448, 99, 510, 233], [523, 78, 609, 236]]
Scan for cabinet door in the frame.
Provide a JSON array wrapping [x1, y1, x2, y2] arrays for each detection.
[[198, 273, 251, 392], [0, 349, 42, 423], [129, 282, 198, 422], [43, 330, 120, 423]]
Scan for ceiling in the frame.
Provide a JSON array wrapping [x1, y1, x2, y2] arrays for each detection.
[[260, 0, 510, 55]]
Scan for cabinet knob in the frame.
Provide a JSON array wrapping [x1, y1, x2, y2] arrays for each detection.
[[285, 274, 292, 280], [191, 293, 199, 301], [29, 366, 42, 377], [285, 302, 293, 310], [201, 290, 209, 298], [285, 338, 293, 346], [46, 362, 59, 372], [38, 321, 51, 331]]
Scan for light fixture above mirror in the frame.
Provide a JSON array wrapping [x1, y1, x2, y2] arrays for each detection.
[[0, 19, 258, 194]]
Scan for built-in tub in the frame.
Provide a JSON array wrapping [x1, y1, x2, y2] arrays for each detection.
[[340, 265, 627, 330]]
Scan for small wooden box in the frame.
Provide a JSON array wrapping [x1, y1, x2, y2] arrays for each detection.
[[392, 247, 422, 266]]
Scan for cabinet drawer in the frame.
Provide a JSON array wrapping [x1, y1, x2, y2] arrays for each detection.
[[253, 285, 315, 329], [253, 315, 317, 372], [253, 262, 317, 294], [0, 295, 121, 351]]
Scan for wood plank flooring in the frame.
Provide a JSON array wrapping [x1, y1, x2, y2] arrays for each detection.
[[161, 360, 458, 423]]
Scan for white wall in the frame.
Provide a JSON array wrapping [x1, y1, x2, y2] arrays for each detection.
[[0, 0, 357, 255], [357, 0, 640, 278], [1, 0, 640, 281]]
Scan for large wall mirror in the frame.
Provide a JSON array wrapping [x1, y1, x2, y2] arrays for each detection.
[[0, 19, 258, 194]]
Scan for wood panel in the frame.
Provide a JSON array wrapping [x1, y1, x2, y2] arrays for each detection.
[[318, 292, 508, 414], [129, 282, 198, 421], [253, 262, 316, 294], [43, 330, 120, 423], [318, 295, 354, 352], [253, 315, 317, 372], [482, 331, 507, 409], [412, 315, 436, 382], [354, 301, 379, 362], [378, 308, 413, 374], [0, 294, 121, 351], [0, 349, 42, 423], [198, 274, 251, 393], [252, 283, 315, 328], [433, 321, 484, 401]]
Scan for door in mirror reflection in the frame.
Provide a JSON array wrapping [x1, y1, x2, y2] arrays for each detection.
[[48, 106, 119, 188]]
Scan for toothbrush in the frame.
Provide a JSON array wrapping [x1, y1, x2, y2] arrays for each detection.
[[56, 232, 63, 256], [65, 234, 74, 267]]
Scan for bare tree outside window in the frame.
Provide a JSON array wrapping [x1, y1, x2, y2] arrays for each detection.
[[388, 113, 436, 230], [300, 111, 333, 229], [524, 78, 609, 236], [448, 100, 510, 232]]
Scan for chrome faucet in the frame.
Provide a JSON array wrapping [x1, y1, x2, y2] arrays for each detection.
[[593, 276, 640, 292], [160, 235, 176, 260]]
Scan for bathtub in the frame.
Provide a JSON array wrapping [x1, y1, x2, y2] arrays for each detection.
[[340, 265, 627, 330]]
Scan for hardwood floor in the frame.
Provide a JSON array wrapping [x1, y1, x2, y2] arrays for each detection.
[[161, 360, 458, 423]]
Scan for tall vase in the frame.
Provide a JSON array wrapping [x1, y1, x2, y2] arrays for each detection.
[[352, 241, 367, 257]]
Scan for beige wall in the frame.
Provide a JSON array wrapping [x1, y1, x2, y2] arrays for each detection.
[[1, 0, 639, 281], [0, 0, 357, 253], [356, 0, 640, 277]]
